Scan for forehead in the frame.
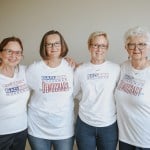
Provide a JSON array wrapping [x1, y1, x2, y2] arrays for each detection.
[[128, 35, 147, 43], [46, 34, 60, 42], [92, 35, 107, 43], [4, 41, 21, 50]]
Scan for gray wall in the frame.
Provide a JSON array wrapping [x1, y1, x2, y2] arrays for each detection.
[[1, 1, 150, 149], [1, 0, 150, 65]]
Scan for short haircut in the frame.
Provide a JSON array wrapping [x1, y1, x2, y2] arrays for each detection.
[[39, 30, 68, 60], [0, 36, 23, 52], [87, 31, 109, 49], [124, 26, 150, 46]]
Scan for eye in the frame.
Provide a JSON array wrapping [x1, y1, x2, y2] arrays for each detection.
[[128, 43, 135, 47], [54, 42, 61, 47], [100, 44, 107, 48], [7, 49, 12, 54], [138, 43, 147, 46], [91, 44, 98, 48], [16, 51, 22, 55], [45, 43, 52, 47]]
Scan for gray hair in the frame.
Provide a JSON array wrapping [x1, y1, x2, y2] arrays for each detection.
[[124, 26, 150, 46]]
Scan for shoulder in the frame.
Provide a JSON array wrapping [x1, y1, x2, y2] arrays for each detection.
[[62, 58, 74, 71], [27, 60, 43, 70], [76, 62, 90, 70], [120, 60, 129, 69], [74, 62, 88, 73], [26, 60, 43, 75], [105, 61, 120, 70], [19, 64, 27, 70], [18, 65, 28, 74]]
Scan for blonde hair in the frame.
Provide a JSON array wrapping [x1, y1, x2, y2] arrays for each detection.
[[87, 31, 109, 49]]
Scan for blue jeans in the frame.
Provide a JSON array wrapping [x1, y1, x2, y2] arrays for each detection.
[[119, 141, 150, 150], [75, 116, 118, 150], [28, 134, 74, 150], [0, 129, 27, 150]]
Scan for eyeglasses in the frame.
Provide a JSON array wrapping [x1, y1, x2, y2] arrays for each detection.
[[3, 49, 23, 56], [45, 42, 61, 48], [91, 44, 108, 49], [127, 43, 147, 50]]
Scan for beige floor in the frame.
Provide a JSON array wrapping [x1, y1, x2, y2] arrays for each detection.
[[25, 141, 30, 150]]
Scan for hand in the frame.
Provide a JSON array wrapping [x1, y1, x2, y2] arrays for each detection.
[[65, 57, 83, 69], [65, 57, 77, 68]]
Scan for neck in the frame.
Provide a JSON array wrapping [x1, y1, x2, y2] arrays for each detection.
[[0, 64, 16, 77], [91, 58, 105, 65], [131, 58, 149, 70], [45, 58, 62, 68]]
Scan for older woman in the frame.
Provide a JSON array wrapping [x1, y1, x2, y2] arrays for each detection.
[[0, 37, 30, 150], [74, 31, 120, 150], [115, 26, 150, 150], [26, 30, 74, 150]]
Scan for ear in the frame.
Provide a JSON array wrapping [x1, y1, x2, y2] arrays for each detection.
[[125, 45, 129, 51], [124, 45, 131, 57], [0, 57, 2, 64], [88, 47, 91, 52], [0, 52, 2, 59]]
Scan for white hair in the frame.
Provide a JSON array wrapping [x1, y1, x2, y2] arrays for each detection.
[[124, 26, 150, 45]]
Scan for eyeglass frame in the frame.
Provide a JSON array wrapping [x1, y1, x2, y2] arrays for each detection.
[[90, 44, 108, 49], [127, 43, 148, 50], [45, 41, 61, 49], [2, 49, 23, 56]]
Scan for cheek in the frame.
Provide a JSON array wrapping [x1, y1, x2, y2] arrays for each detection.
[[143, 50, 149, 57], [104, 49, 108, 53], [0, 54, 9, 61], [90, 50, 96, 56], [17, 57, 23, 62], [89, 48, 93, 54], [126, 49, 131, 55]]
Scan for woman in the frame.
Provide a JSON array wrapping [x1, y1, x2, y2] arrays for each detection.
[[26, 30, 74, 150], [115, 26, 150, 150], [74, 31, 120, 150], [0, 37, 30, 150]]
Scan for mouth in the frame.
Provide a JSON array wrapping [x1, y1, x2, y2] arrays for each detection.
[[8, 58, 19, 62], [133, 52, 141, 55], [51, 50, 58, 53], [95, 51, 104, 55]]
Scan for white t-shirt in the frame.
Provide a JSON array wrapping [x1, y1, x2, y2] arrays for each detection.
[[26, 59, 74, 140], [115, 60, 150, 148], [0, 65, 30, 135], [74, 61, 120, 127]]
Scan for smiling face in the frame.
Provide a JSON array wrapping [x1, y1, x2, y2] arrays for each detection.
[[0, 41, 23, 68], [45, 34, 61, 59], [89, 35, 108, 64], [126, 35, 150, 61]]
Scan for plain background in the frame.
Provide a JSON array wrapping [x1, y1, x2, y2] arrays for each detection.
[[1, 0, 150, 150], [1, 0, 150, 65]]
